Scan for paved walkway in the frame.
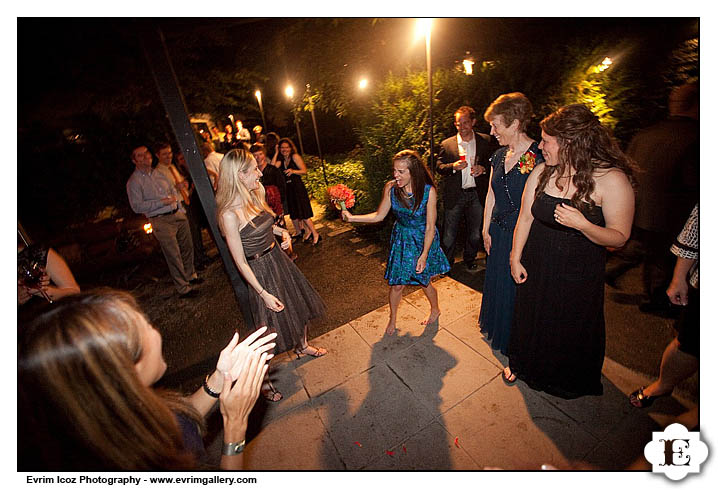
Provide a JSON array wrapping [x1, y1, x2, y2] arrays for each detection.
[[206, 277, 696, 471]]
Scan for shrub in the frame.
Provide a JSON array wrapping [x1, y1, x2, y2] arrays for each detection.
[[304, 154, 371, 218]]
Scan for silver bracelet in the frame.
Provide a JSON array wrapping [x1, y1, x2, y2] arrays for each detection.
[[221, 440, 246, 456]]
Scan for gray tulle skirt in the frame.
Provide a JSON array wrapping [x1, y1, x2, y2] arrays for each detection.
[[247, 245, 326, 354]]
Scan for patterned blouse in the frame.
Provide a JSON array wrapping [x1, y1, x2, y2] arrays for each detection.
[[670, 204, 698, 288]]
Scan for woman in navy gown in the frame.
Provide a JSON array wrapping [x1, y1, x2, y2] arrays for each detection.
[[342, 150, 449, 335], [505, 104, 635, 398], [479, 92, 542, 356]]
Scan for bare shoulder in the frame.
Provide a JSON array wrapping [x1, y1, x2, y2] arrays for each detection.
[[220, 206, 246, 231], [594, 167, 631, 188], [527, 162, 547, 182]]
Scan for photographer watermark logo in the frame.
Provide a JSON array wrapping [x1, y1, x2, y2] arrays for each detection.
[[644, 423, 708, 481]]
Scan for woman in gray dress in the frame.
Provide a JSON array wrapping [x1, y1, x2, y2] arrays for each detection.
[[216, 149, 327, 402]]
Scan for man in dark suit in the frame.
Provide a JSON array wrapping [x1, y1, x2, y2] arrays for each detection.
[[437, 106, 496, 271]]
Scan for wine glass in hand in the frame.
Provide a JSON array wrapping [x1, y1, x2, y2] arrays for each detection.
[[18, 261, 53, 303]]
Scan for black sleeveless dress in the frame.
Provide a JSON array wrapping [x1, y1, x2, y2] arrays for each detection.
[[508, 193, 606, 399], [282, 156, 314, 220], [240, 212, 326, 353]]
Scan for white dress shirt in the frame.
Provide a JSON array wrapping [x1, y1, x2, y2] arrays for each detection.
[[457, 133, 476, 189]]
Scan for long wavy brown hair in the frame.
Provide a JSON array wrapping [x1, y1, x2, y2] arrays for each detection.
[[392, 150, 435, 213], [537, 104, 634, 211], [18, 289, 201, 470]]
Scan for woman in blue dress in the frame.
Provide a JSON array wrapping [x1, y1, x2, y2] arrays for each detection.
[[342, 150, 450, 335], [478, 93, 543, 357]]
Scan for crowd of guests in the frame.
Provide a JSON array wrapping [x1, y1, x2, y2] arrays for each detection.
[[18, 82, 699, 470]]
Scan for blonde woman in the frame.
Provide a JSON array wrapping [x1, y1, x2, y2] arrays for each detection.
[[18, 289, 275, 470], [216, 149, 327, 401]]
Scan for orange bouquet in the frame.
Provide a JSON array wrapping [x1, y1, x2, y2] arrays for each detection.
[[327, 184, 356, 211]]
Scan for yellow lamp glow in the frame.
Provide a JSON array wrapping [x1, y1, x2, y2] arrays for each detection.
[[285, 85, 294, 98], [462, 59, 474, 75], [358, 78, 368, 90], [415, 18, 432, 42]]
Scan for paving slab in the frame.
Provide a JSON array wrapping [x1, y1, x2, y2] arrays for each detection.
[[350, 301, 434, 360], [311, 363, 435, 470], [441, 376, 599, 470], [356, 244, 383, 256], [292, 323, 373, 398], [327, 225, 353, 237], [242, 405, 344, 470], [387, 328, 499, 415], [535, 376, 637, 442], [362, 421, 480, 470], [258, 350, 310, 427], [442, 310, 506, 371], [403, 276, 482, 326]]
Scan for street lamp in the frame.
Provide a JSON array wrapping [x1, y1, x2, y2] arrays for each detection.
[[415, 18, 434, 174], [358, 78, 368, 90], [305, 84, 329, 187], [255, 90, 267, 133], [284, 84, 304, 154], [462, 59, 475, 76]]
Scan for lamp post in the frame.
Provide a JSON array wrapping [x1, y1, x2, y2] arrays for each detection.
[[416, 18, 434, 174], [285, 84, 305, 154], [255, 90, 267, 132], [305, 84, 329, 187]]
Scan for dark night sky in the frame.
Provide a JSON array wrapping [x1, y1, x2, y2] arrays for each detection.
[[17, 17, 698, 129]]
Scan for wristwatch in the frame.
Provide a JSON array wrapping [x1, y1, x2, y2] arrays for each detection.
[[222, 440, 246, 456]]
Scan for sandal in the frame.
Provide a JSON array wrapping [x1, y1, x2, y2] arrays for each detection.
[[294, 345, 328, 359], [502, 367, 517, 385], [629, 386, 672, 408], [261, 381, 283, 403]]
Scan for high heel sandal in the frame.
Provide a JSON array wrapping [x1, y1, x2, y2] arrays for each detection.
[[294, 345, 328, 359], [261, 381, 283, 402], [312, 235, 323, 246], [629, 386, 672, 408], [302, 233, 313, 243], [502, 367, 517, 385]]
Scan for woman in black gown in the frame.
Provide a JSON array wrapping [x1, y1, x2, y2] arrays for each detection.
[[505, 104, 635, 399]]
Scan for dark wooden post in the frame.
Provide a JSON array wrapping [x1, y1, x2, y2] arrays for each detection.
[[138, 21, 254, 331]]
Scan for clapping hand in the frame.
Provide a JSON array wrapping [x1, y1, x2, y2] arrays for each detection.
[[215, 327, 277, 382]]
